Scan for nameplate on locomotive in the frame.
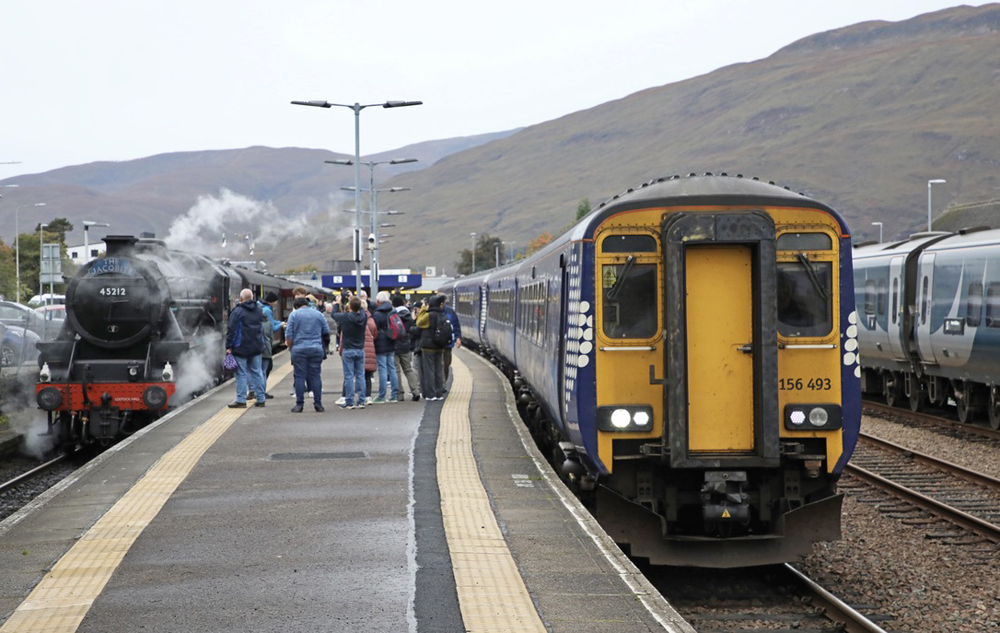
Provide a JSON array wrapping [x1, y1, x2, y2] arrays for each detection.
[[88, 258, 137, 277]]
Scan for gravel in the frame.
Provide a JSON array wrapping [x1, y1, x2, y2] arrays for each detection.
[[797, 413, 1000, 631]]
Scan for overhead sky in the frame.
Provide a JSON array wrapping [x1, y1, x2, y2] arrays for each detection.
[[1, 1, 983, 176]]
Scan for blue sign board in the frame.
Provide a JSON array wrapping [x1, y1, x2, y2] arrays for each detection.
[[322, 273, 422, 290]]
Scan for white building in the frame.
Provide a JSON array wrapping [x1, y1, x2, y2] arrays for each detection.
[[67, 241, 106, 262]]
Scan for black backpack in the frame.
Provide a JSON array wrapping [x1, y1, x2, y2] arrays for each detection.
[[431, 312, 453, 347]]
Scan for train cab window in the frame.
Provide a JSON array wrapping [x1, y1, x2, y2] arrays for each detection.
[[601, 234, 657, 253], [967, 282, 983, 327], [986, 284, 1000, 328], [601, 262, 657, 339], [776, 259, 833, 337], [776, 233, 832, 251]]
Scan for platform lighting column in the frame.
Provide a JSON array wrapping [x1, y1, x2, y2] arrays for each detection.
[[39, 222, 48, 305], [871, 221, 883, 244], [927, 179, 946, 231], [292, 99, 422, 295], [15, 202, 45, 304], [471, 232, 476, 273]]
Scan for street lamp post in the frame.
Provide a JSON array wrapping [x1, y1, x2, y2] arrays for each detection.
[[15, 202, 46, 303], [470, 233, 476, 273], [292, 99, 422, 295], [39, 223, 48, 304], [328, 157, 416, 298], [871, 221, 883, 244], [927, 179, 946, 231], [82, 220, 110, 263]]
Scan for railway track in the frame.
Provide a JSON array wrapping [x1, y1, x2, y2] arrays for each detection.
[[649, 562, 890, 631], [863, 400, 1000, 443], [847, 432, 1000, 544], [0, 454, 75, 523]]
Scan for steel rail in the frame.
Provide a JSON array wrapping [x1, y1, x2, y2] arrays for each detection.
[[859, 432, 1000, 490], [0, 455, 67, 495], [785, 564, 888, 633], [863, 400, 1000, 441]]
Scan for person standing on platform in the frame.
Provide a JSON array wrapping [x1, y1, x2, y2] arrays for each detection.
[[414, 294, 447, 401], [331, 296, 368, 409], [226, 288, 267, 408], [441, 294, 462, 382], [285, 296, 330, 413], [363, 303, 377, 406], [371, 291, 400, 404], [392, 294, 420, 402]]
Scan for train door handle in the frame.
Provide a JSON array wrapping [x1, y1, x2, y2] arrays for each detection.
[[737, 344, 753, 355]]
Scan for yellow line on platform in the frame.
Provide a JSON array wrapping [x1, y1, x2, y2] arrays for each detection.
[[437, 357, 546, 632], [0, 363, 293, 633]]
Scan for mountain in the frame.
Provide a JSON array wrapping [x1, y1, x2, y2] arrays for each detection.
[[3, 4, 999, 275]]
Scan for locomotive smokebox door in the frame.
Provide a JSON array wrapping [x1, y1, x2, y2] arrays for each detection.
[[662, 211, 779, 469]]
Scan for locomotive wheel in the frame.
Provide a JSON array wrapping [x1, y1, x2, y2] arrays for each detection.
[[989, 387, 1000, 431], [883, 373, 903, 408]]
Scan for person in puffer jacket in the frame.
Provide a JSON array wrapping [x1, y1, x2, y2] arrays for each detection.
[[392, 294, 420, 402]]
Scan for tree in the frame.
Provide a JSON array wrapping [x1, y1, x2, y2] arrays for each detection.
[[456, 233, 506, 275], [576, 198, 591, 221], [283, 263, 319, 274], [0, 241, 15, 300], [35, 218, 74, 242], [526, 231, 554, 256]]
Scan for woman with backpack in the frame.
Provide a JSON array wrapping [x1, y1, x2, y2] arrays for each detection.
[[414, 294, 450, 401], [371, 291, 400, 404]]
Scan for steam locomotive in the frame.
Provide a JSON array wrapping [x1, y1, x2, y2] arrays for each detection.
[[442, 174, 861, 567], [34, 235, 327, 449]]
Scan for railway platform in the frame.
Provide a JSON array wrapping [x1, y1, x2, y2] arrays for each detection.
[[0, 349, 691, 632]]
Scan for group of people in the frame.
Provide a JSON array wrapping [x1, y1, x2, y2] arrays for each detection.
[[224, 285, 462, 415]]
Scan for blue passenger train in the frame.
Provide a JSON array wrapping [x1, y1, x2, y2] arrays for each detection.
[[853, 226, 1000, 428], [443, 174, 861, 567]]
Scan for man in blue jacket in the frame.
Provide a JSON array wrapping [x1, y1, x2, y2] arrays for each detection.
[[226, 288, 267, 408]]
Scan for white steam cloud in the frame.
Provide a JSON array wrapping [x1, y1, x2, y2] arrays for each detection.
[[164, 189, 349, 267]]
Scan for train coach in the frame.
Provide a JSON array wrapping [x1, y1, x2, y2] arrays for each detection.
[[853, 226, 1000, 428], [444, 174, 861, 567], [33, 235, 327, 450]]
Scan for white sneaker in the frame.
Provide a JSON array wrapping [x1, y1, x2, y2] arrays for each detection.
[[335, 397, 347, 406], [365, 396, 372, 405]]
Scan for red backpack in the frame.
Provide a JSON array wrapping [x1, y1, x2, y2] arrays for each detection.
[[387, 311, 404, 341]]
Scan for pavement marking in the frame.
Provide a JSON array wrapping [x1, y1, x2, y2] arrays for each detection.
[[437, 356, 546, 632], [0, 362, 293, 633]]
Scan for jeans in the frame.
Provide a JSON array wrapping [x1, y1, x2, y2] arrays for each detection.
[[234, 354, 266, 403], [342, 348, 366, 406], [291, 347, 324, 407], [376, 352, 399, 400]]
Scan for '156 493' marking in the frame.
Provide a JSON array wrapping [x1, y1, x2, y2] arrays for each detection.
[[779, 377, 832, 391]]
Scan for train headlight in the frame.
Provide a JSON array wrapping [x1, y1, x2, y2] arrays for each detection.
[[162, 362, 174, 382], [143, 386, 169, 410], [36, 386, 63, 411], [597, 405, 655, 432], [784, 404, 841, 431], [38, 362, 51, 383]]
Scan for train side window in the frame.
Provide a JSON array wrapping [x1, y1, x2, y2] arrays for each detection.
[[776, 233, 832, 251], [891, 278, 899, 325], [601, 235, 656, 253], [920, 276, 929, 325], [776, 261, 833, 337], [967, 282, 983, 327], [986, 284, 1000, 328], [864, 280, 877, 315], [877, 280, 887, 315], [601, 263, 657, 339]]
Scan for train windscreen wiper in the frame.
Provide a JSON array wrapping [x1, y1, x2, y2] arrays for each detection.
[[607, 255, 635, 301], [796, 253, 829, 300]]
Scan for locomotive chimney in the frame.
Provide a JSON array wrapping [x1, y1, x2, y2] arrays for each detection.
[[102, 235, 140, 257]]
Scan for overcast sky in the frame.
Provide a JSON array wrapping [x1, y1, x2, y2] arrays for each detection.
[[1, 1, 982, 177]]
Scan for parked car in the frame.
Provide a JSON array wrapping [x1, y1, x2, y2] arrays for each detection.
[[33, 305, 66, 341], [27, 293, 66, 307], [0, 300, 40, 331], [1, 321, 40, 367]]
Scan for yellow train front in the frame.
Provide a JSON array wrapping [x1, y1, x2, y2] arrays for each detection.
[[456, 174, 862, 568]]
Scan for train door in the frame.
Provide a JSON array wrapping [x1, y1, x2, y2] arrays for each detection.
[[915, 254, 938, 364], [887, 256, 907, 361], [662, 212, 779, 469]]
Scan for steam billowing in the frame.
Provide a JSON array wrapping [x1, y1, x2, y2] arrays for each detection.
[[164, 188, 351, 265], [0, 368, 55, 458]]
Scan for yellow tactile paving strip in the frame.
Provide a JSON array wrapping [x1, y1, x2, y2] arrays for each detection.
[[437, 357, 546, 632], [0, 363, 293, 633]]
